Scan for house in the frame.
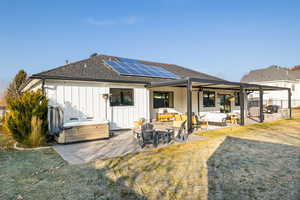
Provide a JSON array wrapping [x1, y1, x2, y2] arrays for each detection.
[[241, 65, 300, 108], [23, 54, 291, 143]]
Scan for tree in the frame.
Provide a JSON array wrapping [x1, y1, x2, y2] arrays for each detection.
[[6, 70, 27, 102], [0, 91, 6, 106], [5, 90, 48, 147], [290, 65, 300, 71]]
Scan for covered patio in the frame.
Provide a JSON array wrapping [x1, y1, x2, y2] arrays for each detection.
[[147, 77, 292, 133]]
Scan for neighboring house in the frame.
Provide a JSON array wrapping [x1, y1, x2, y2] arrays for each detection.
[[23, 54, 288, 142], [0, 106, 7, 120], [241, 65, 300, 108]]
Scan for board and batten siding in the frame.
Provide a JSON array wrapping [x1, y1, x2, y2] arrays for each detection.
[[44, 80, 149, 130], [109, 85, 150, 130]]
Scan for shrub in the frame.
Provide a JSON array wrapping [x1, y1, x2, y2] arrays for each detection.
[[28, 116, 45, 147], [5, 90, 48, 147]]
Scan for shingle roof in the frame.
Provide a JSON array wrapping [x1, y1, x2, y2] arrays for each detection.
[[241, 65, 300, 82], [31, 54, 223, 83]]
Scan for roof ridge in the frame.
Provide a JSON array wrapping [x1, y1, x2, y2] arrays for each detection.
[[33, 57, 92, 76], [31, 53, 223, 82]]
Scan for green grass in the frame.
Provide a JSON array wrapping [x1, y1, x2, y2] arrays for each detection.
[[1, 119, 300, 200]]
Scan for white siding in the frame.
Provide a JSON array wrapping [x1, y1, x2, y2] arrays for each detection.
[[108, 84, 150, 129], [44, 80, 149, 130]]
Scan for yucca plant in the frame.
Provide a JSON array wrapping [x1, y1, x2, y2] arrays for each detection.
[[5, 89, 48, 147]]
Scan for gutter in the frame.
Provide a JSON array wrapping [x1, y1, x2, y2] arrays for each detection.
[[30, 75, 150, 85]]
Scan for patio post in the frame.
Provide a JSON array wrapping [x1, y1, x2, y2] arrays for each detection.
[[259, 87, 264, 123], [239, 87, 245, 126], [187, 78, 193, 133], [288, 88, 292, 118]]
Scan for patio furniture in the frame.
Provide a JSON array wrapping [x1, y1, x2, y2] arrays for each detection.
[[174, 114, 182, 121], [171, 120, 188, 141], [265, 105, 279, 114], [135, 123, 158, 148], [226, 113, 239, 124], [200, 112, 227, 126], [156, 108, 181, 122], [194, 115, 209, 130], [157, 130, 172, 144], [157, 113, 176, 121], [133, 118, 145, 130], [173, 114, 208, 131]]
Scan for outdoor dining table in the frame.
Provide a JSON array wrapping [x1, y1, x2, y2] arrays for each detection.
[[134, 128, 173, 147]]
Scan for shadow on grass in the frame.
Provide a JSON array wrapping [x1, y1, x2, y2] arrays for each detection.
[[0, 149, 147, 200], [207, 136, 300, 200]]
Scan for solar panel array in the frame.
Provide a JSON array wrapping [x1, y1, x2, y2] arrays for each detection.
[[105, 59, 179, 79], [117, 57, 140, 64]]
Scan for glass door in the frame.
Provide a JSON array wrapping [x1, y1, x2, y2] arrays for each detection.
[[220, 94, 231, 113]]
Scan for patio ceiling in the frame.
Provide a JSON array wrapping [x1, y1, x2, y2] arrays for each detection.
[[147, 77, 289, 91]]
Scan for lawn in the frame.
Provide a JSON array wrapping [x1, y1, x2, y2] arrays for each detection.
[[0, 124, 14, 150], [1, 119, 300, 200], [292, 107, 300, 118]]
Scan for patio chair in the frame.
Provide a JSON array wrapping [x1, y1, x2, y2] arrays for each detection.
[[136, 123, 158, 148], [193, 115, 208, 131], [171, 120, 188, 141], [157, 130, 172, 144]]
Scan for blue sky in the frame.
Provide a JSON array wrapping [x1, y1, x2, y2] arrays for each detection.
[[0, 0, 300, 90]]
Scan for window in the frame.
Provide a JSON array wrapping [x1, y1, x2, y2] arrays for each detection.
[[203, 91, 215, 107], [110, 88, 134, 106], [153, 91, 174, 108], [235, 92, 240, 106]]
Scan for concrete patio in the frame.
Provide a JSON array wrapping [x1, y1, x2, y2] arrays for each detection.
[[53, 130, 206, 164], [52, 111, 287, 165]]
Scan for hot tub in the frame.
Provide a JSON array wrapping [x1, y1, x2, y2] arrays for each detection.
[[56, 121, 110, 144]]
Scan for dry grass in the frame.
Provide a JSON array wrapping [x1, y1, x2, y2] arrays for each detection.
[[0, 134, 14, 150], [197, 118, 300, 146], [0, 124, 14, 150], [292, 107, 300, 118], [1, 119, 300, 200], [92, 118, 300, 200]]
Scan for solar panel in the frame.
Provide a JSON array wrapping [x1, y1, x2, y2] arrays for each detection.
[[117, 57, 140, 64], [105, 60, 179, 79]]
